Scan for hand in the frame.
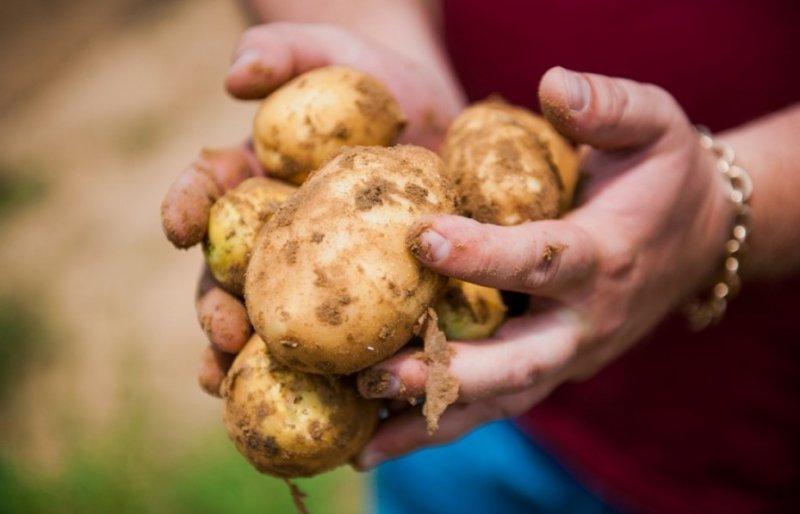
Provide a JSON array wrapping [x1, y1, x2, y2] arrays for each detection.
[[159, 22, 465, 395], [352, 66, 735, 469]]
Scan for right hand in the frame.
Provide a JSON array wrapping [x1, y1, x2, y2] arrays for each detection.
[[160, 22, 466, 396]]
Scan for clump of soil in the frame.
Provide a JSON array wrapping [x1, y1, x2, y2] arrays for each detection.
[[415, 308, 459, 434]]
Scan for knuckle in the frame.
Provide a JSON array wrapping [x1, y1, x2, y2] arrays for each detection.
[[596, 79, 630, 134], [507, 358, 546, 392], [599, 238, 639, 283], [516, 235, 575, 293], [595, 79, 680, 145], [522, 247, 562, 291]]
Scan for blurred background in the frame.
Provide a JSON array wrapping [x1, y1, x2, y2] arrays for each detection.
[[0, 1, 365, 512]]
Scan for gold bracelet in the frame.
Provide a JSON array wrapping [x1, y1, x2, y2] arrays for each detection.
[[683, 126, 753, 330]]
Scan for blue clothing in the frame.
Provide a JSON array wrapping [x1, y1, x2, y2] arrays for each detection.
[[370, 420, 619, 514]]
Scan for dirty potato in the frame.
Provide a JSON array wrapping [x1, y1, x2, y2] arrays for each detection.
[[245, 145, 456, 375], [440, 98, 578, 225], [435, 279, 507, 340], [252, 66, 406, 185], [504, 101, 580, 211], [203, 177, 297, 296], [223, 335, 380, 478]]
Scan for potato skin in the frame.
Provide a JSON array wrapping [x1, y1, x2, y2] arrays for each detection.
[[435, 279, 507, 340], [245, 145, 456, 375], [203, 177, 297, 296], [222, 335, 380, 478], [253, 66, 406, 185], [503, 102, 580, 211], [440, 99, 578, 225]]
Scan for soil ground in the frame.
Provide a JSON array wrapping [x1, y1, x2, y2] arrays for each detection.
[[0, 0, 256, 468]]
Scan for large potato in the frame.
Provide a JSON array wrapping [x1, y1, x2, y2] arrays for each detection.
[[203, 177, 297, 295], [223, 335, 380, 478], [440, 98, 578, 225], [245, 145, 456, 375], [253, 66, 406, 185]]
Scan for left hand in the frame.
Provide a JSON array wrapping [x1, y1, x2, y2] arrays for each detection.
[[353, 66, 735, 469], [159, 22, 467, 395]]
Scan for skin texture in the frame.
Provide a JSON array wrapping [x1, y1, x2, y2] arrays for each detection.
[[161, 1, 800, 473], [245, 146, 455, 375]]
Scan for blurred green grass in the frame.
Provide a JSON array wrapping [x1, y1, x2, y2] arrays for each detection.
[[0, 420, 366, 514], [0, 162, 48, 222], [0, 296, 52, 406]]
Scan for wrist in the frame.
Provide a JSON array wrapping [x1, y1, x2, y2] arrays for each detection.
[[683, 127, 753, 329]]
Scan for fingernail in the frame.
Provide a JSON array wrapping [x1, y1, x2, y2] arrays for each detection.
[[358, 449, 386, 470], [360, 369, 401, 398], [410, 229, 451, 263], [564, 69, 590, 112], [229, 49, 261, 74]]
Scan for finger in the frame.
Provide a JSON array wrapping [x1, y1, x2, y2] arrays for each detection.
[[226, 23, 362, 99], [161, 145, 261, 248], [226, 23, 463, 149], [407, 215, 598, 296], [196, 267, 253, 354], [358, 310, 582, 402], [538, 66, 683, 151], [354, 388, 545, 470], [198, 345, 235, 398]]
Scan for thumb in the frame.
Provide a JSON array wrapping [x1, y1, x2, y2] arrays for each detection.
[[538, 66, 683, 150]]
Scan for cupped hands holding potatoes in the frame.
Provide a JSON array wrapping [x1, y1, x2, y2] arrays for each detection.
[[354, 69, 735, 467], [161, 22, 734, 475]]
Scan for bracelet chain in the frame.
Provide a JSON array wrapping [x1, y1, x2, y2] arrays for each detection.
[[683, 126, 753, 330]]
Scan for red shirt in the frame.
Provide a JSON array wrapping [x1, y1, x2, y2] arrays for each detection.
[[441, 1, 800, 512]]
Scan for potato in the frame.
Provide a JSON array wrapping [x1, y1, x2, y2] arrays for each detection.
[[253, 66, 406, 185], [486, 100, 580, 211], [435, 279, 507, 340], [245, 145, 456, 375], [440, 98, 578, 225], [223, 335, 380, 478], [203, 177, 297, 296]]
